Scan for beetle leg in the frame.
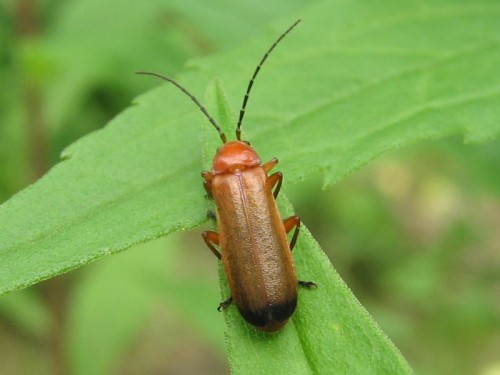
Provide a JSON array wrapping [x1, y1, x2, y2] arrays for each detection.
[[266, 172, 283, 198], [201, 171, 213, 198], [299, 280, 317, 288], [202, 231, 221, 259], [217, 296, 233, 311], [283, 215, 301, 251], [284, 217, 317, 288], [262, 157, 278, 173]]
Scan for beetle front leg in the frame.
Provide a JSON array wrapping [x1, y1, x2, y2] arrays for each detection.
[[201, 171, 213, 198], [283, 215, 300, 251], [262, 157, 278, 173], [202, 231, 221, 259]]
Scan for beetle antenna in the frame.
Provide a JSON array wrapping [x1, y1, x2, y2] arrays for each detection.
[[235, 19, 301, 141], [136, 71, 227, 143]]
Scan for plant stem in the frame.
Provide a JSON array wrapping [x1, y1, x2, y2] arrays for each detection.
[[16, 2, 69, 374], [16, 0, 49, 180]]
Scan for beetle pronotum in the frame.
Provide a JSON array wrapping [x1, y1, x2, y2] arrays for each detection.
[[138, 19, 315, 333]]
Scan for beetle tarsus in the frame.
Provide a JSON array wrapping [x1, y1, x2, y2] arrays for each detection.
[[298, 280, 317, 289], [217, 296, 233, 311]]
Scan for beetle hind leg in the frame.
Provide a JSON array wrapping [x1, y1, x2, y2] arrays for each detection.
[[283, 215, 301, 251]]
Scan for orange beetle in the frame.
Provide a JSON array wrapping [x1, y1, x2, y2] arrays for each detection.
[[139, 20, 315, 332]]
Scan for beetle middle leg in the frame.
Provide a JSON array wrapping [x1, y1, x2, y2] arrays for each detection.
[[202, 232, 234, 310], [202, 231, 221, 259], [264, 158, 282, 198]]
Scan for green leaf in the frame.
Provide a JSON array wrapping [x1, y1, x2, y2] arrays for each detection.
[[1, 0, 499, 373]]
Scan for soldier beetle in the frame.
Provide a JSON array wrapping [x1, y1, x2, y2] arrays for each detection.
[[138, 19, 315, 333]]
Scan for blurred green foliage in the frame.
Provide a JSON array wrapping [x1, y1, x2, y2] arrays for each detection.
[[1, 0, 499, 374]]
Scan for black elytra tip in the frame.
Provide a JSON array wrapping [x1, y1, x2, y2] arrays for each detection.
[[240, 298, 297, 328]]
